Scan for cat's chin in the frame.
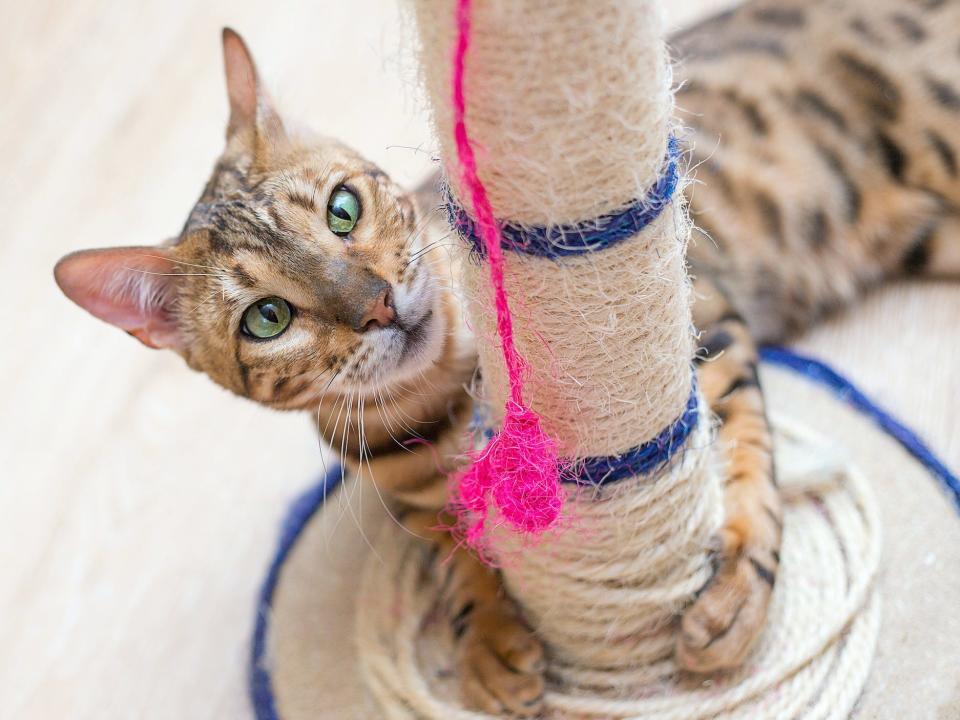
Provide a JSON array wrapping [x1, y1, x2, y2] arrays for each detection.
[[369, 301, 447, 392]]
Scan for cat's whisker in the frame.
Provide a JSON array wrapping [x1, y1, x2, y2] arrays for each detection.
[[409, 366, 449, 397], [334, 393, 382, 564], [345, 392, 383, 561], [327, 388, 351, 498], [370, 380, 424, 441], [370, 385, 414, 454], [329, 390, 354, 536], [403, 235, 456, 271], [133, 254, 228, 274], [184, 289, 222, 316], [315, 368, 349, 469], [403, 210, 442, 253], [365, 411, 433, 541], [274, 367, 333, 410], [385, 378, 439, 407], [121, 268, 222, 278], [354, 390, 431, 541], [314, 378, 342, 475], [383, 143, 437, 160], [407, 242, 458, 272], [367, 381, 402, 435]]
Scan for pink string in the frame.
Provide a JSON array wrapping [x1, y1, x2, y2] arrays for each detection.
[[449, 0, 563, 549]]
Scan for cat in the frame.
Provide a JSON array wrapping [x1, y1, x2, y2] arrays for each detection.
[[54, 0, 960, 713], [54, 29, 538, 715]]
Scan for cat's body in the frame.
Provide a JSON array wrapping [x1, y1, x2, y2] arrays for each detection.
[[54, 1, 959, 715], [679, 0, 960, 340]]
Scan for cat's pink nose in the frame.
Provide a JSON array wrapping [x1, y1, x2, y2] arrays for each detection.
[[357, 287, 396, 332]]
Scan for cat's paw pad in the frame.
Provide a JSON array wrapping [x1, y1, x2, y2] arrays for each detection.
[[457, 603, 546, 716], [676, 548, 775, 674]]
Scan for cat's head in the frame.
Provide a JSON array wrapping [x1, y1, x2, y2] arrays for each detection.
[[55, 29, 452, 410]]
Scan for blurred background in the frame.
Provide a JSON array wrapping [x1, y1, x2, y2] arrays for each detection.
[[1, 0, 956, 718]]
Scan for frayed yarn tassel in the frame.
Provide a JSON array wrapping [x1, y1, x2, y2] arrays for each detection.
[[457, 401, 565, 549], [449, 0, 563, 548]]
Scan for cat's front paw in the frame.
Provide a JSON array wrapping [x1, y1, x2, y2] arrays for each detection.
[[456, 601, 546, 716], [675, 534, 777, 673]]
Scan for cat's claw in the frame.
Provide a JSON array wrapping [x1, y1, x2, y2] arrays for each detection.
[[676, 544, 774, 674], [458, 604, 546, 716]]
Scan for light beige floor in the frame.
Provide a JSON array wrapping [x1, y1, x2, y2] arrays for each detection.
[[1, 1, 956, 719]]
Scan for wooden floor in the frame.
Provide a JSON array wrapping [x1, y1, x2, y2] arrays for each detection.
[[1, 1, 956, 718]]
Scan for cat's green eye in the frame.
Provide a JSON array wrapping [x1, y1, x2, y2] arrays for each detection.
[[242, 297, 292, 339], [327, 186, 361, 236]]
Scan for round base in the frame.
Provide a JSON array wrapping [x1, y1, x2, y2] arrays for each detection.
[[253, 365, 960, 719], [357, 415, 880, 719]]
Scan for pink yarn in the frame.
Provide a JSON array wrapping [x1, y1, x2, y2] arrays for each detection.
[[449, 0, 563, 547]]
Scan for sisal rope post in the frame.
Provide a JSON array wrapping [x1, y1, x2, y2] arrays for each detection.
[[411, 0, 720, 671], [352, 3, 881, 717], [416, 0, 691, 450]]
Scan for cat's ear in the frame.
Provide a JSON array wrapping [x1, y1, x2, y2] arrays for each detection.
[[221, 28, 282, 140], [54, 247, 184, 350]]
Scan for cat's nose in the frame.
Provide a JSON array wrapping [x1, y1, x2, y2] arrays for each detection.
[[356, 287, 396, 332]]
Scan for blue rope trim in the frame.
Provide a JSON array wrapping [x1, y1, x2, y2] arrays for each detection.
[[760, 346, 960, 511], [250, 466, 345, 720], [567, 379, 700, 486], [447, 137, 681, 259]]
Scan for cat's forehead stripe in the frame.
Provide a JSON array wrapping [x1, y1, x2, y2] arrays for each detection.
[[231, 264, 257, 288]]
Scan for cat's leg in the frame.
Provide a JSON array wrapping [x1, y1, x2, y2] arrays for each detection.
[[676, 284, 783, 673], [401, 508, 546, 716]]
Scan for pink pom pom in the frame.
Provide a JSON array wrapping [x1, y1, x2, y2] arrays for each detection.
[[449, 0, 564, 551], [455, 402, 564, 548]]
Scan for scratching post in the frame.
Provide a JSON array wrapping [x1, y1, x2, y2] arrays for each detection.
[[353, 1, 883, 716], [430, 0, 691, 455], [413, 0, 718, 671]]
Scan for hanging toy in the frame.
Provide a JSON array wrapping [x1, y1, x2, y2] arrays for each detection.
[[448, 0, 564, 547]]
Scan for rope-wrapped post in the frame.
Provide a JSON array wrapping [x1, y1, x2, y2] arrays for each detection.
[[352, 4, 881, 715], [411, 0, 722, 672]]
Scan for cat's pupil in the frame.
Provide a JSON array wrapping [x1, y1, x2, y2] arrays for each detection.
[[331, 206, 351, 221], [261, 305, 279, 324]]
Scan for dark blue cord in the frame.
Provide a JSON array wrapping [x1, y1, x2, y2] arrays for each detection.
[[472, 378, 699, 487], [447, 137, 681, 259], [760, 346, 960, 511], [567, 379, 700, 486], [250, 466, 345, 720]]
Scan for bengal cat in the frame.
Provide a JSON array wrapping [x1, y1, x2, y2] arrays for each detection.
[[53, 0, 960, 713]]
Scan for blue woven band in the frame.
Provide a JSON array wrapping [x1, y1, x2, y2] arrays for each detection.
[[566, 378, 700, 486], [447, 137, 681, 259]]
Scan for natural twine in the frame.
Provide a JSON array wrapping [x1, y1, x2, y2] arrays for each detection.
[[460, 203, 695, 458], [412, 0, 693, 458], [356, 1, 882, 716], [411, 0, 672, 225], [357, 417, 882, 719], [490, 417, 721, 670], [412, 0, 708, 677]]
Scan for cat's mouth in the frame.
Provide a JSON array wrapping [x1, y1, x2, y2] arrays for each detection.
[[398, 308, 434, 360]]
